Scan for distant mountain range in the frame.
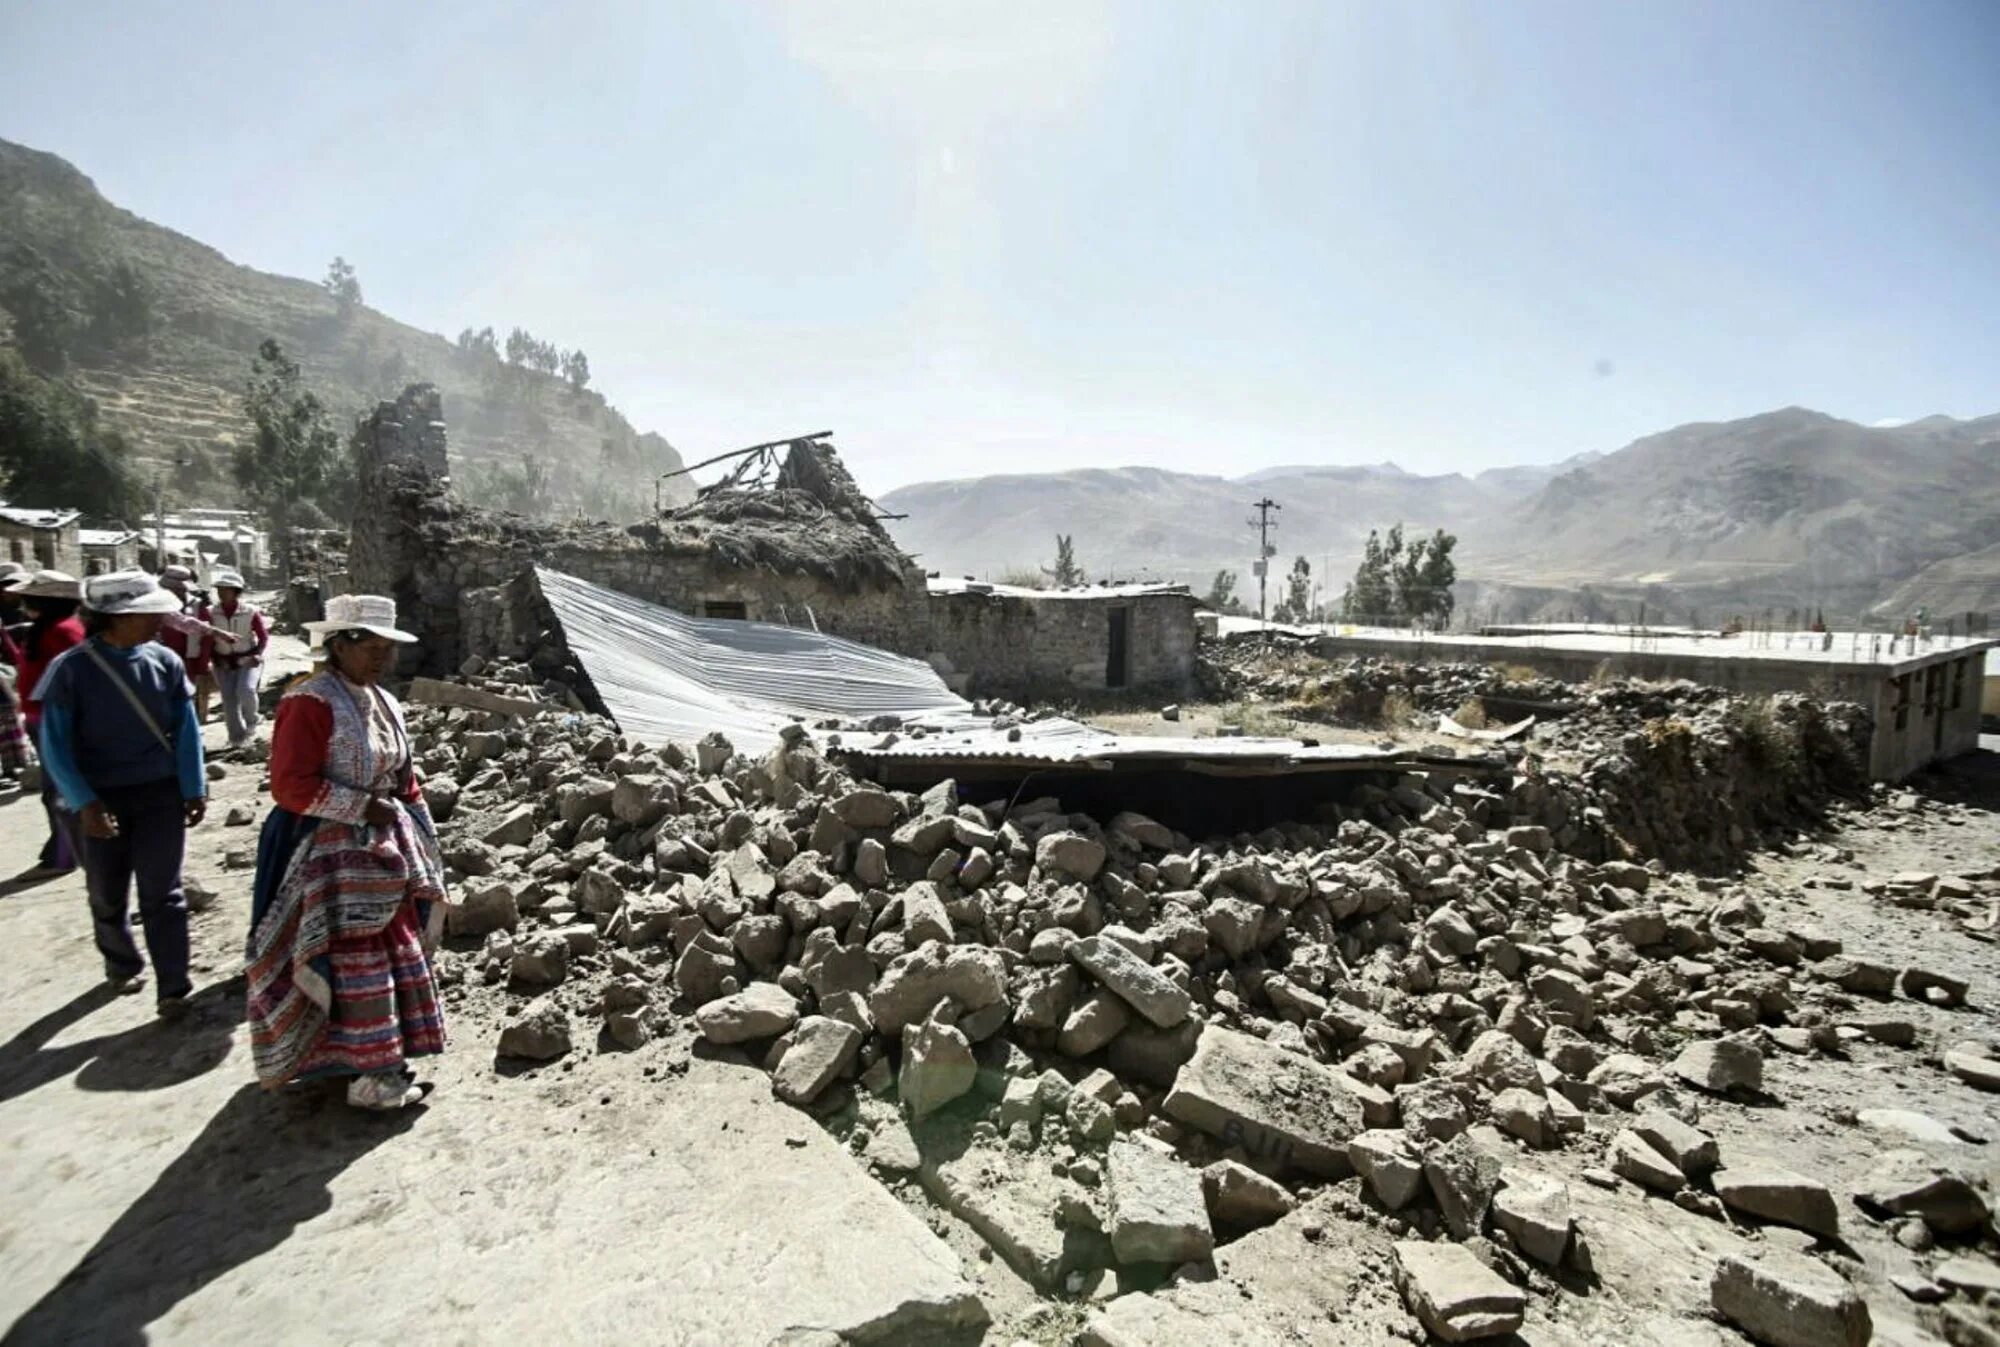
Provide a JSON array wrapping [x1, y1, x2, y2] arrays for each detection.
[[0, 137, 688, 520], [882, 411, 2000, 623]]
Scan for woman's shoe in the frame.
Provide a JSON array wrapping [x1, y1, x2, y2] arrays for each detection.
[[346, 1071, 424, 1111]]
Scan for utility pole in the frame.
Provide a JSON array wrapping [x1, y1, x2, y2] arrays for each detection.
[[1248, 498, 1280, 628]]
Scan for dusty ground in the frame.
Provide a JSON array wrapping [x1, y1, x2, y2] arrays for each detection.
[[4, 635, 1999, 1344], [0, 634, 986, 1346]]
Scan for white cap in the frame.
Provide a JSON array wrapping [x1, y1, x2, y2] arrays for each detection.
[[212, 569, 247, 590]]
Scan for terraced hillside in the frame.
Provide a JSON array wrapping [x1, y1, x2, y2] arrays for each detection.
[[0, 137, 689, 518]]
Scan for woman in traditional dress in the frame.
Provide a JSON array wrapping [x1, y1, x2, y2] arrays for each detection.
[[245, 594, 447, 1111]]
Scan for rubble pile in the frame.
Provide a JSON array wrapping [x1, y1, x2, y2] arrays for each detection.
[[1201, 641, 1873, 870], [398, 668, 1997, 1338]]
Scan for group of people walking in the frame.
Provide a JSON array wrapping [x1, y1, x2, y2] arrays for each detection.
[[2, 564, 448, 1112]]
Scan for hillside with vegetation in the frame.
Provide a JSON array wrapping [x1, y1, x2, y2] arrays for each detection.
[[0, 137, 689, 526]]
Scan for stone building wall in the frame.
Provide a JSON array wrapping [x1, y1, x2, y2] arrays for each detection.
[[0, 518, 81, 575], [926, 590, 1199, 698]]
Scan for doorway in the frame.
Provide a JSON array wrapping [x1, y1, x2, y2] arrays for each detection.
[[1106, 607, 1130, 689]]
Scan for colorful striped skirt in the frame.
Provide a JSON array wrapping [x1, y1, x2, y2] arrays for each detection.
[[246, 806, 447, 1085], [290, 900, 445, 1078]]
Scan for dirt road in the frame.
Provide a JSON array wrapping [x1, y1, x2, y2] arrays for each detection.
[[0, 638, 983, 1346]]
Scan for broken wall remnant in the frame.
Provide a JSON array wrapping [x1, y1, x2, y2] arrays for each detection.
[[348, 389, 931, 677]]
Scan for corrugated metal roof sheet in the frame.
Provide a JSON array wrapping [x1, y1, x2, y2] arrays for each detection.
[[535, 567, 975, 748], [538, 567, 1481, 775]]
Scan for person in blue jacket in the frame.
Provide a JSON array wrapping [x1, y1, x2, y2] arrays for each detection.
[[35, 570, 208, 1016]]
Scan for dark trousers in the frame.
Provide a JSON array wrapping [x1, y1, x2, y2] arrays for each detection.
[[79, 778, 191, 1001], [39, 780, 75, 872]]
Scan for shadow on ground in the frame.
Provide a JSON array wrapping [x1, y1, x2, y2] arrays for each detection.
[[0, 978, 240, 1107], [2, 1083, 421, 1345]]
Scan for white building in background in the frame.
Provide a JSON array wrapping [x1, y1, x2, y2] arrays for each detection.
[[139, 509, 267, 579]]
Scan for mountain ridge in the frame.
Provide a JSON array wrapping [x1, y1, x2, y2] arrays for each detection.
[[882, 408, 2000, 622]]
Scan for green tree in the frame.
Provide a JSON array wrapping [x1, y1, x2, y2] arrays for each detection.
[[84, 259, 157, 358], [1272, 555, 1313, 623], [324, 256, 362, 317], [0, 243, 83, 373], [1202, 568, 1243, 614], [457, 325, 499, 360], [0, 346, 147, 518], [562, 348, 591, 391], [1341, 528, 1395, 621], [505, 327, 535, 366], [1043, 534, 1084, 588], [238, 338, 341, 579], [1407, 528, 1458, 627]]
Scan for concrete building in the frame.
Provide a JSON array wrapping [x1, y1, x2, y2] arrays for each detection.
[[1307, 623, 1995, 780], [0, 505, 82, 575], [77, 527, 143, 575], [926, 578, 1199, 698], [140, 510, 267, 580]]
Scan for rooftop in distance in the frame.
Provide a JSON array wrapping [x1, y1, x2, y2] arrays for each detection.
[[1217, 615, 1997, 673]]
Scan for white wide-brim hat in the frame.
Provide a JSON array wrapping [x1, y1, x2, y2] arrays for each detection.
[[212, 569, 248, 590], [304, 593, 418, 647], [10, 569, 82, 600], [85, 569, 186, 616]]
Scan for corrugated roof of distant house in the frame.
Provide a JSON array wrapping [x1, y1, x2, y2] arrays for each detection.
[[1229, 616, 2000, 675], [928, 577, 1194, 600], [79, 528, 143, 547], [0, 504, 82, 530]]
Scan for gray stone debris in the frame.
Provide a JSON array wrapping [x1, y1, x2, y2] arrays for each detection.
[[1632, 1109, 1719, 1179], [1491, 1172, 1573, 1266], [900, 1011, 977, 1119], [696, 983, 801, 1045], [509, 931, 569, 986], [1424, 1133, 1503, 1240], [1393, 1239, 1526, 1342], [1711, 1249, 1872, 1347], [772, 1016, 864, 1105], [1610, 1129, 1684, 1193], [1036, 831, 1107, 881], [1712, 1165, 1840, 1240], [1671, 1037, 1765, 1094], [1107, 1138, 1214, 1265], [1349, 1129, 1427, 1209], [1200, 1159, 1295, 1230], [497, 998, 573, 1060], [870, 943, 1009, 1036], [1058, 988, 1133, 1058], [1066, 935, 1192, 1028], [1855, 1149, 1990, 1236], [1163, 1026, 1368, 1177]]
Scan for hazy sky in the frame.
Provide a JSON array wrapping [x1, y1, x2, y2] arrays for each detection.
[[4, 1, 1997, 490]]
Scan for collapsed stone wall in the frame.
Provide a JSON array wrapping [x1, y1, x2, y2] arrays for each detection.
[[349, 387, 930, 677], [1204, 639, 1873, 873]]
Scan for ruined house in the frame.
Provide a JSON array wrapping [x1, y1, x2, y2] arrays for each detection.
[[347, 386, 928, 678], [346, 385, 1200, 701]]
